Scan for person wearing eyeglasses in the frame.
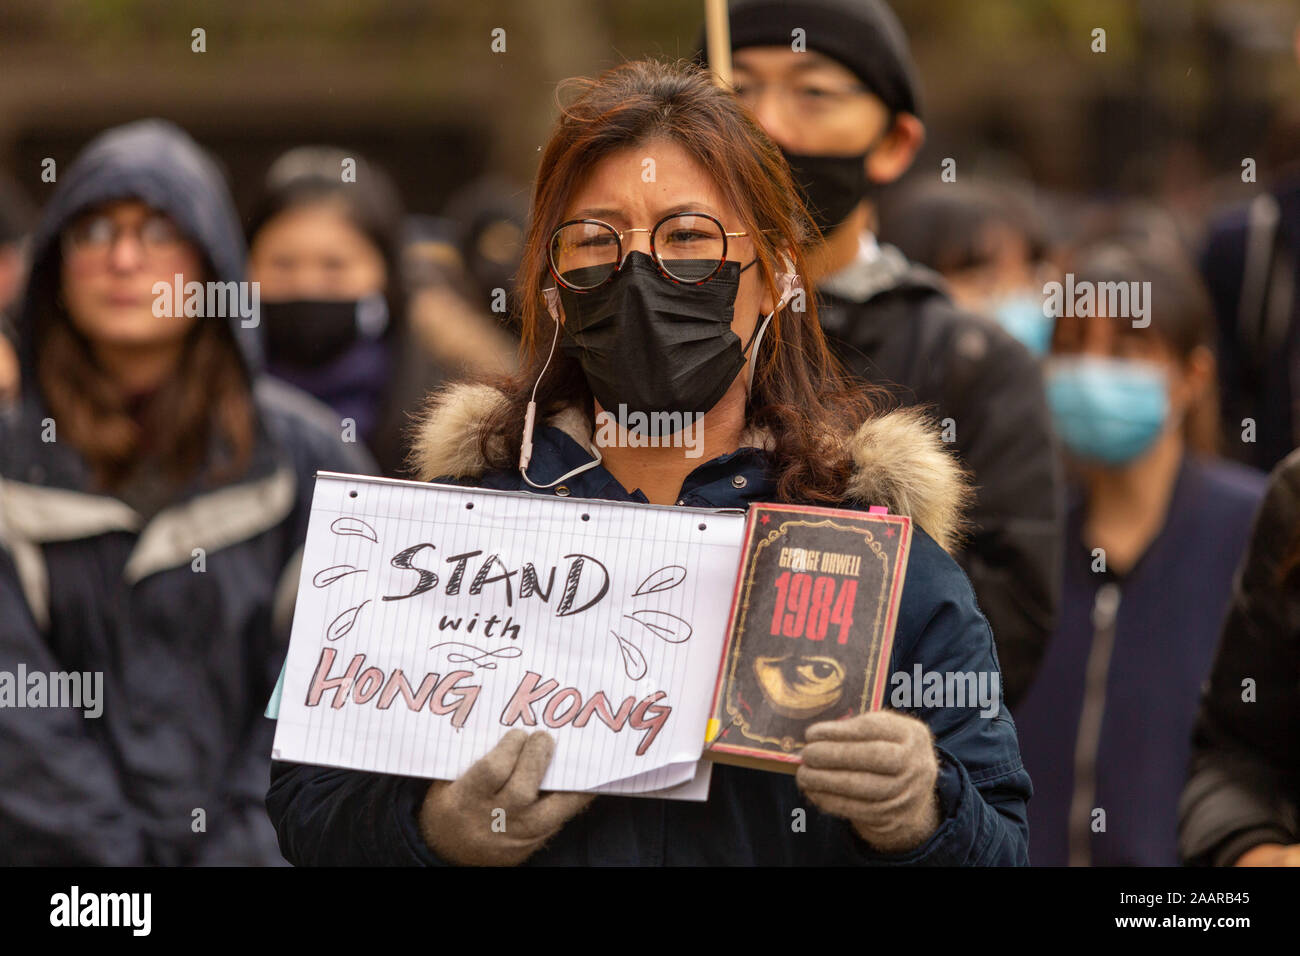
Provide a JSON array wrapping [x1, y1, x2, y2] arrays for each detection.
[[267, 59, 1031, 867], [0, 119, 373, 864], [700, 0, 1064, 711]]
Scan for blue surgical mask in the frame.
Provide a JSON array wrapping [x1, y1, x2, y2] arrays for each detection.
[[990, 292, 1054, 357], [1045, 355, 1170, 465]]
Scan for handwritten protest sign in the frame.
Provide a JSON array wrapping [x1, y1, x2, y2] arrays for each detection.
[[271, 473, 746, 796]]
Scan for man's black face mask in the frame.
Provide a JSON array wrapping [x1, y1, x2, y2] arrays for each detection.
[[556, 251, 764, 427], [780, 124, 892, 236]]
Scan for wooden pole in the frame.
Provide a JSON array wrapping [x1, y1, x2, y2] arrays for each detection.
[[704, 0, 733, 89]]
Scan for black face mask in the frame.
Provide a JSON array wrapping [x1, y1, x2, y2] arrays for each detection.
[[781, 129, 890, 237], [782, 150, 869, 236], [556, 251, 762, 426], [261, 295, 389, 368]]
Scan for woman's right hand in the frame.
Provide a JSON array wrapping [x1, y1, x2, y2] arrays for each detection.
[[418, 729, 594, 866]]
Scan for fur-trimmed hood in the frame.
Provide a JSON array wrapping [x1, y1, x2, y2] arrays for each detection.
[[408, 382, 971, 553]]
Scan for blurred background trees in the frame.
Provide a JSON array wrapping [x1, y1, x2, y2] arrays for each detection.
[[0, 0, 1294, 230]]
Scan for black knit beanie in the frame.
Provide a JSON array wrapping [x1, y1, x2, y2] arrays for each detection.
[[698, 0, 922, 120]]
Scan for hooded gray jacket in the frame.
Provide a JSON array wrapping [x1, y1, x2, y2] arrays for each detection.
[[0, 120, 373, 864]]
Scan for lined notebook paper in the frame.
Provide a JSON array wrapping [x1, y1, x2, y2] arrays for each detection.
[[270, 472, 746, 798]]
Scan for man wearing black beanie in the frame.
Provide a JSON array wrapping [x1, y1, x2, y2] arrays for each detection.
[[701, 0, 1063, 709]]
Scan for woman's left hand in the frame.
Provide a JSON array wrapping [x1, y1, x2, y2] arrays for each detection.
[[796, 710, 941, 854]]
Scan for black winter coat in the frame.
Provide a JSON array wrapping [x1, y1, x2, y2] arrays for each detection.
[[1179, 449, 1300, 865], [817, 238, 1064, 708]]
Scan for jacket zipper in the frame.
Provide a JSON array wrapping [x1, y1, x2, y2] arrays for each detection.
[[1067, 580, 1122, 866]]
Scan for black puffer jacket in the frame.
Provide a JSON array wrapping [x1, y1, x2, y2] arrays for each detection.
[[0, 120, 373, 864], [817, 237, 1064, 708], [1179, 449, 1300, 865]]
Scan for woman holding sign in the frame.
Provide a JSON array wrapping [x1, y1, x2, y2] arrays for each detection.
[[268, 59, 1031, 866]]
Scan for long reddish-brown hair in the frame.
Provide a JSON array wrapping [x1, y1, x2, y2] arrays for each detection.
[[32, 250, 255, 494], [477, 58, 884, 503]]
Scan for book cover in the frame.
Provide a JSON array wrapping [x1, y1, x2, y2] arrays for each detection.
[[704, 503, 912, 773]]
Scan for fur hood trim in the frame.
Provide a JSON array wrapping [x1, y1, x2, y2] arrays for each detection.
[[408, 383, 970, 553]]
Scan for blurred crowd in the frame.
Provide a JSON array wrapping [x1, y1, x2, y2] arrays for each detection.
[[0, 0, 1298, 867]]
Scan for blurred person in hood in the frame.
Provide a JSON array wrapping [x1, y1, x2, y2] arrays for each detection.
[[0, 120, 373, 864]]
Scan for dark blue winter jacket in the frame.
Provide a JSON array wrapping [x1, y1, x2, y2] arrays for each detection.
[[1015, 455, 1266, 866], [0, 120, 374, 864], [266, 383, 1033, 865]]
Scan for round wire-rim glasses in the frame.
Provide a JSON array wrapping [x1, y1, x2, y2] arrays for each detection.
[[548, 211, 749, 292]]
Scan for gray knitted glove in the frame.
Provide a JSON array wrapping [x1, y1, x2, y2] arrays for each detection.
[[418, 729, 594, 866], [796, 710, 942, 854]]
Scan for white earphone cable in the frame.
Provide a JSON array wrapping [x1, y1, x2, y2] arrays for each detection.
[[519, 294, 604, 489]]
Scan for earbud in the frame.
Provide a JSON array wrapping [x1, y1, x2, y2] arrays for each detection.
[[773, 254, 801, 313], [542, 286, 562, 324]]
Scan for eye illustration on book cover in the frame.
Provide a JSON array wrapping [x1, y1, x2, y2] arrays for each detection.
[[706, 503, 912, 773]]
